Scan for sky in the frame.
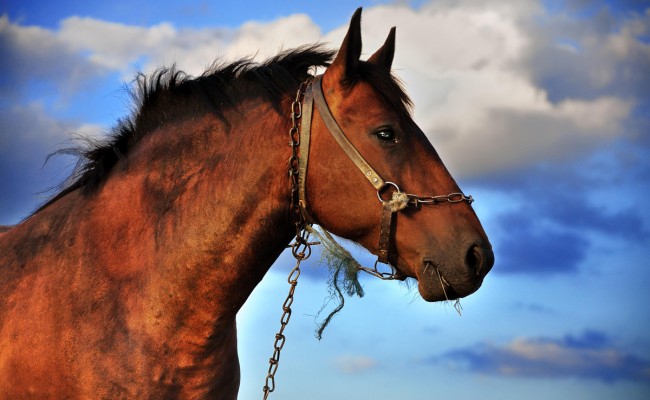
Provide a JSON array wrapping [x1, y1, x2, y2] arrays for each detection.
[[1, 0, 649, 399]]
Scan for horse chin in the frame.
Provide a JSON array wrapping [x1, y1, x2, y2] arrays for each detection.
[[415, 264, 483, 303]]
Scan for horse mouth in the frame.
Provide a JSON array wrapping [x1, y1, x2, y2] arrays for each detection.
[[418, 260, 481, 302]]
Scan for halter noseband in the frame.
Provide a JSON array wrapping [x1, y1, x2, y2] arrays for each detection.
[[296, 75, 473, 280]]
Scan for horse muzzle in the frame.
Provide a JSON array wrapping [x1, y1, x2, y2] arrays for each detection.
[[417, 242, 494, 302]]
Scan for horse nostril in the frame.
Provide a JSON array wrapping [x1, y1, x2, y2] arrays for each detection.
[[467, 244, 494, 277]]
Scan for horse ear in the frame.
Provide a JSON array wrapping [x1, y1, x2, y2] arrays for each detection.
[[368, 27, 396, 70], [329, 7, 363, 80]]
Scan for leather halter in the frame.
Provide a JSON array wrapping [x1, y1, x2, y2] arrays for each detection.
[[296, 75, 473, 280]]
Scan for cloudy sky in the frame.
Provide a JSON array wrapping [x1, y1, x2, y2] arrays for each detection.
[[1, 0, 649, 398]]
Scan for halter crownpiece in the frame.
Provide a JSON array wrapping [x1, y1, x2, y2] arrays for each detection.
[[296, 75, 474, 280]]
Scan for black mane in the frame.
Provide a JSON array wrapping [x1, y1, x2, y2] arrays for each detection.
[[37, 44, 412, 213]]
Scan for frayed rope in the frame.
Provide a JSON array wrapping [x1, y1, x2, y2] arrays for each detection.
[[305, 191, 410, 339], [387, 191, 409, 212], [306, 225, 365, 340]]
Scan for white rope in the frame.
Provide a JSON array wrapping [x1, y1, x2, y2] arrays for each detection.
[[387, 191, 409, 212]]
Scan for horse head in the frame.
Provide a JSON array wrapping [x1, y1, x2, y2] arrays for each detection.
[[303, 8, 494, 302]]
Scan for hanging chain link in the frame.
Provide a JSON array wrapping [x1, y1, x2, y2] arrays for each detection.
[[262, 80, 315, 399], [262, 247, 307, 398]]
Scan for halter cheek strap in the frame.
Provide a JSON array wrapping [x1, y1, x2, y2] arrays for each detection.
[[311, 76, 386, 190], [297, 75, 401, 279], [297, 81, 314, 221]]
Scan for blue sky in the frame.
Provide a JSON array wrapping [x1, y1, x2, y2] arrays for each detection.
[[1, 0, 649, 399]]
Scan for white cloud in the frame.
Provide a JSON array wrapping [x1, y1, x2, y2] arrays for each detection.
[[435, 331, 650, 382], [0, 15, 104, 97], [333, 354, 378, 374], [2, 12, 322, 89], [341, 2, 640, 177], [58, 17, 178, 71], [222, 14, 321, 62], [74, 123, 106, 139], [557, 97, 632, 133], [54, 13, 321, 78], [0, 102, 75, 159], [526, 5, 650, 97], [2, 1, 645, 179]]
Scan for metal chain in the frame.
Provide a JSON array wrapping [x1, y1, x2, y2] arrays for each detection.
[[288, 80, 310, 239], [262, 80, 314, 399], [407, 192, 474, 206], [262, 253, 305, 398]]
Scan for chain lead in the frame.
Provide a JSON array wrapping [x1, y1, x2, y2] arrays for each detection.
[[262, 80, 314, 399]]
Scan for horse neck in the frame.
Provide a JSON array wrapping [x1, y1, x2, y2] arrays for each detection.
[[84, 99, 294, 328]]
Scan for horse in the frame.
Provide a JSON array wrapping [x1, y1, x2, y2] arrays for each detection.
[[0, 8, 493, 399]]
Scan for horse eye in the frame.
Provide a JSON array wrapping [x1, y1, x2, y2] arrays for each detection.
[[375, 128, 396, 142]]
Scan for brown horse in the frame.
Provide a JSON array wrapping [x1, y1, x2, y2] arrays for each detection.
[[0, 8, 493, 399]]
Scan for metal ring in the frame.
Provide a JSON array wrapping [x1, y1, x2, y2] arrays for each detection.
[[376, 181, 400, 203], [374, 259, 397, 279]]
